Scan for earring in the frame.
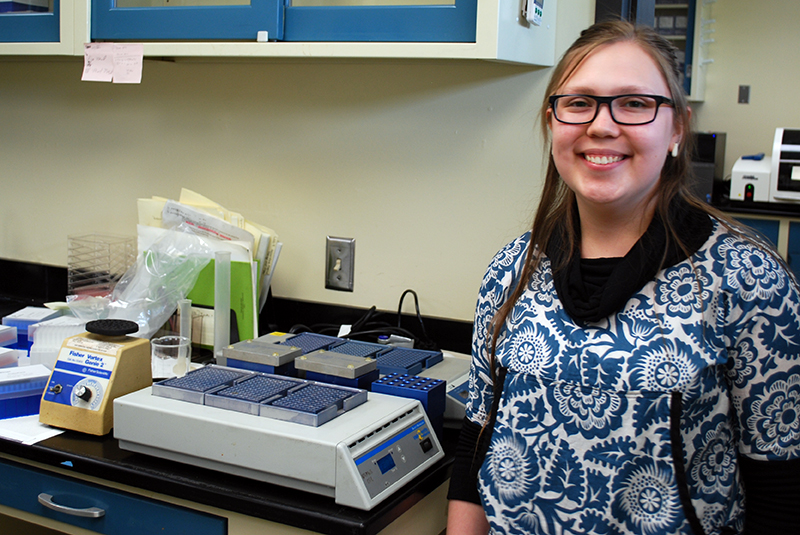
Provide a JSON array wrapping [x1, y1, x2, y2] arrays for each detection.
[[671, 143, 679, 158]]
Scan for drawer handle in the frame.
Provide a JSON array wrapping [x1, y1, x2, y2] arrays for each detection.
[[37, 493, 106, 518]]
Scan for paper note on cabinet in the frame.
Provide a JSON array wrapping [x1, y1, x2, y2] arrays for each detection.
[[82, 43, 144, 84]]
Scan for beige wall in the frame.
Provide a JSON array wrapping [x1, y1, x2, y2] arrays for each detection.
[[692, 0, 800, 174], [1, 0, 794, 322], [0, 0, 592, 322]]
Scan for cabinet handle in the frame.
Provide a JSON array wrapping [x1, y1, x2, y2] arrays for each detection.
[[37, 493, 106, 518]]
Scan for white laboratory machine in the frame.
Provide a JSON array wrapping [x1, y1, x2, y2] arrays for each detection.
[[730, 127, 800, 204], [769, 127, 800, 202], [731, 156, 772, 202], [114, 365, 444, 511]]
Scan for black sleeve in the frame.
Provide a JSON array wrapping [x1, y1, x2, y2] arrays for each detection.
[[446, 418, 485, 504], [740, 456, 800, 533]]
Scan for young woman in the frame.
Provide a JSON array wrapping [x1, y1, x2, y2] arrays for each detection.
[[447, 20, 800, 535]]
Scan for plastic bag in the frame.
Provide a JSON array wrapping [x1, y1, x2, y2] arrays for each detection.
[[67, 223, 212, 338]]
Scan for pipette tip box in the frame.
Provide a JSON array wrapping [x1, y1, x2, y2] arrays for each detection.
[[0, 364, 51, 419], [0, 325, 17, 349], [2, 307, 61, 351]]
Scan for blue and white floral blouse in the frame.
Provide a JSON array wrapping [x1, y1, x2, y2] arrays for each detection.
[[466, 220, 800, 535]]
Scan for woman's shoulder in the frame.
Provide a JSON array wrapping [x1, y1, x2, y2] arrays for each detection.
[[701, 217, 797, 300], [478, 232, 532, 291], [705, 217, 784, 262], [487, 232, 531, 271]]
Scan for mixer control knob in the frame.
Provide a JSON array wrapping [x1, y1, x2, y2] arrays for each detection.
[[75, 385, 93, 402]]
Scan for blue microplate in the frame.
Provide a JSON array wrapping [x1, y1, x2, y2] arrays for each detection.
[[205, 375, 301, 415], [279, 332, 340, 354], [271, 384, 351, 413], [326, 340, 384, 358], [262, 382, 367, 426], [153, 366, 251, 404], [152, 365, 367, 426], [376, 348, 443, 375]]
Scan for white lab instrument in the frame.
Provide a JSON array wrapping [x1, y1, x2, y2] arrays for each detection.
[[113, 366, 444, 511], [731, 156, 772, 202], [770, 127, 800, 202]]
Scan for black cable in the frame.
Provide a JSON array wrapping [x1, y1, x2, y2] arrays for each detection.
[[287, 290, 439, 350], [396, 289, 433, 346]]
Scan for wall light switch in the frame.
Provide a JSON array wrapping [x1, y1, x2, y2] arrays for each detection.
[[326, 237, 355, 292], [738, 85, 750, 104]]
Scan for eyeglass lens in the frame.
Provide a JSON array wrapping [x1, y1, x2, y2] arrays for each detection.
[[553, 95, 663, 125]]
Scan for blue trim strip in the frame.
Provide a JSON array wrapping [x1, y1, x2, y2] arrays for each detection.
[[0, 0, 59, 42], [55, 360, 113, 380], [284, 0, 477, 42], [91, 0, 283, 41]]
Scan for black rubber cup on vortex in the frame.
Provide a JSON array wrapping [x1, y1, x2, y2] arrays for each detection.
[[85, 319, 139, 337]]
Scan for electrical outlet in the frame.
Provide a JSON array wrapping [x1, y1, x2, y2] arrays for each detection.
[[326, 237, 355, 292]]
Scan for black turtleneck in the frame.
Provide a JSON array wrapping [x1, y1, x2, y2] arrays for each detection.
[[547, 198, 714, 322]]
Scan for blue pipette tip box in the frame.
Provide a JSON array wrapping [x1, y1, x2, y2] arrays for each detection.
[[0, 365, 51, 419], [0, 325, 17, 349]]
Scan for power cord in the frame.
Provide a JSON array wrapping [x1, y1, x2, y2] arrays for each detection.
[[287, 289, 438, 350]]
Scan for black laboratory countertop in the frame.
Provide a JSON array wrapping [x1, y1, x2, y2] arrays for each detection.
[[0, 257, 460, 535], [0, 426, 457, 535], [712, 197, 800, 218]]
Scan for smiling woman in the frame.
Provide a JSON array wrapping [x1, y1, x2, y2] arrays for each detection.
[[446, 19, 800, 535]]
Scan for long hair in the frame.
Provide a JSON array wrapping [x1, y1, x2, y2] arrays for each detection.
[[485, 20, 723, 378]]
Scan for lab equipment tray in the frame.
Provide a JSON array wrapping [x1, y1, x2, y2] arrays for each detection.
[[153, 365, 367, 427]]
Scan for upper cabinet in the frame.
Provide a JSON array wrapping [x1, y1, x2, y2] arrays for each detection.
[[595, 0, 715, 101], [0, 0, 557, 65], [653, 0, 715, 101], [0, 0, 80, 53]]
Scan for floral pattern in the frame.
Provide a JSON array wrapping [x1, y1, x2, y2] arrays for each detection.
[[467, 222, 800, 534]]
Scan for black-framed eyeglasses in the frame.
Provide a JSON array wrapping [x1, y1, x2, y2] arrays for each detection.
[[548, 94, 675, 126]]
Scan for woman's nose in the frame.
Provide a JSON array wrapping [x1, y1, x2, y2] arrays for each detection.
[[586, 103, 619, 135]]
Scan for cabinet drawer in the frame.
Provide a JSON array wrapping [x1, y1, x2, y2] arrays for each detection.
[[0, 457, 226, 535]]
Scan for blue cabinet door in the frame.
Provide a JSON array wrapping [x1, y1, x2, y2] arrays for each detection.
[[0, 0, 60, 42], [91, 0, 284, 41], [0, 457, 227, 535], [735, 217, 780, 248], [283, 0, 477, 42], [91, 0, 477, 43]]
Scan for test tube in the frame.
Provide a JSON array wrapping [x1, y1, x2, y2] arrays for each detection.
[[178, 298, 192, 376], [214, 251, 231, 360]]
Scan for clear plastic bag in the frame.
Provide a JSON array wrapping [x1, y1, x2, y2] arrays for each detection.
[[67, 223, 212, 338]]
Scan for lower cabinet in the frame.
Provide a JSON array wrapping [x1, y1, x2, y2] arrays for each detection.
[[734, 217, 781, 247], [0, 457, 227, 535]]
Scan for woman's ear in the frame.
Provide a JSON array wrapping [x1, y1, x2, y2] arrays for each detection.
[[671, 105, 692, 154]]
